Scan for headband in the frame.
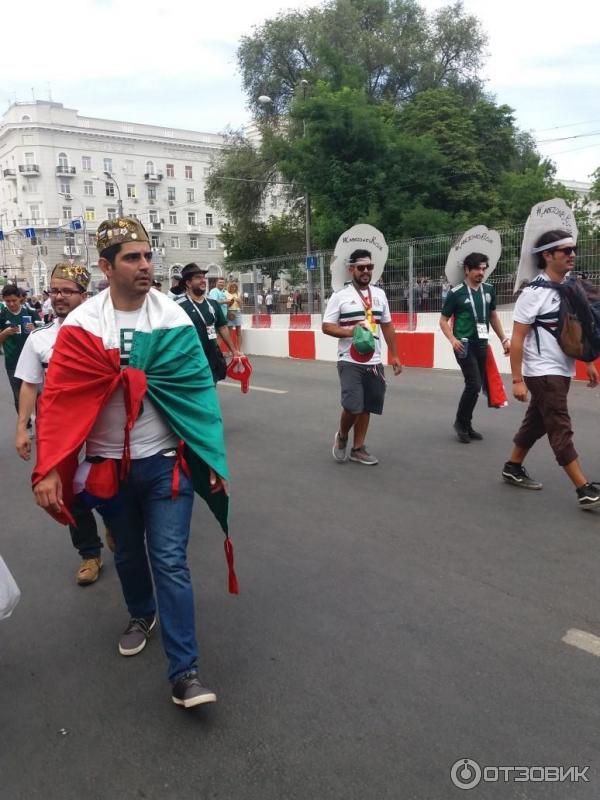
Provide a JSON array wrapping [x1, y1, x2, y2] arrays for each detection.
[[531, 237, 574, 254]]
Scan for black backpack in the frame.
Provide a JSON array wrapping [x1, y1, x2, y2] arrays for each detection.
[[529, 275, 600, 362]]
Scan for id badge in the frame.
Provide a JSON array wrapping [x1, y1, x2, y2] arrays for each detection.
[[476, 322, 489, 340], [206, 324, 217, 340]]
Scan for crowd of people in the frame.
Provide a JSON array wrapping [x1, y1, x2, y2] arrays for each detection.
[[3, 202, 599, 713]]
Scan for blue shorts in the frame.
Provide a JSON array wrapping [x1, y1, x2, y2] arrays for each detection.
[[227, 311, 242, 327]]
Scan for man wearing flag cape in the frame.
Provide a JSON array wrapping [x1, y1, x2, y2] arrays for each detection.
[[323, 224, 402, 465], [440, 226, 510, 442], [32, 217, 238, 709], [501, 199, 600, 509]]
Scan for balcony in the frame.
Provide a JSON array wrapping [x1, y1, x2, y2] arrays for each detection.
[[19, 164, 40, 175], [187, 224, 199, 233], [56, 165, 76, 176], [63, 245, 81, 257], [151, 245, 165, 256], [151, 221, 163, 231], [3, 168, 16, 180], [144, 172, 163, 184]]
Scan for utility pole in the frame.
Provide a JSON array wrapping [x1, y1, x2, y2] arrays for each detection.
[[104, 171, 123, 217]]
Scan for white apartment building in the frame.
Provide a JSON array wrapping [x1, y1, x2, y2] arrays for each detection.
[[0, 100, 234, 290]]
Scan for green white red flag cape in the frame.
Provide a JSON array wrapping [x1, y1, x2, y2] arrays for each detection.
[[32, 288, 238, 593]]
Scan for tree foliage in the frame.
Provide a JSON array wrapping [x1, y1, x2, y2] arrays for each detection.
[[207, 0, 568, 259]]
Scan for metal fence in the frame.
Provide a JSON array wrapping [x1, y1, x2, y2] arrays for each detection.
[[226, 218, 600, 325]]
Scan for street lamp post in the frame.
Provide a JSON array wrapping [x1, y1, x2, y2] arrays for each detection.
[[104, 171, 124, 217], [58, 192, 89, 268], [258, 82, 314, 313]]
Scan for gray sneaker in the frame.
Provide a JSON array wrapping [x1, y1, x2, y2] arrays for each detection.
[[118, 616, 156, 656], [502, 462, 542, 490], [349, 447, 378, 465], [171, 671, 217, 708], [332, 431, 348, 462]]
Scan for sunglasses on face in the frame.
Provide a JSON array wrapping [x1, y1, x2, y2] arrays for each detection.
[[353, 263, 375, 272], [49, 288, 83, 297], [553, 246, 577, 256]]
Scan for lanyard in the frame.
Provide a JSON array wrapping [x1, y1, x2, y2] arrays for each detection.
[[465, 283, 486, 325], [189, 295, 215, 327], [354, 286, 376, 332]]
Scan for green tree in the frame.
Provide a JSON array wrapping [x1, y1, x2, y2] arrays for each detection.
[[239, 0, 487, 118]]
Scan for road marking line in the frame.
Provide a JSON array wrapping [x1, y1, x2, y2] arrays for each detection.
[[562, 628, 600, 657], [219, 382, 288, 395]]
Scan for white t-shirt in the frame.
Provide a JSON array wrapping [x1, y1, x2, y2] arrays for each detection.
[[266, 293, 273, 305], [14, 319, 60, 384], [42, 298, 52, 317], [86, 309, 178, 459], [323, 284, 392, 364], [513, 272, 574, 378]]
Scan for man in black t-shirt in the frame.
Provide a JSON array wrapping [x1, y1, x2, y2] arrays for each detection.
[[174, 263, 241, 382]]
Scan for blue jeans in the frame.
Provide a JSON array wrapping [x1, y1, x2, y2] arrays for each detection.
[[104, 451, 197, 682]]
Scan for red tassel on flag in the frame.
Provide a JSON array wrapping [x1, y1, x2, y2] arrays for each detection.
[[224, 537, 239, 595]]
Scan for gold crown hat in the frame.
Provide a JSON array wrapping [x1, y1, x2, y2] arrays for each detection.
[[51, 262, 91, 291], [96, 217, 150, 253]]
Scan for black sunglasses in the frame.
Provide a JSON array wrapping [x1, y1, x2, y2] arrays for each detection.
[[553, 246, 577, 256], [353, 263, 375, 272]]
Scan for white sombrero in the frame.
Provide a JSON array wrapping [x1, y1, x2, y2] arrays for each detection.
[[330, 224, 388, 292], [513, 198, 577, 293], [444, 225, 502, 287]]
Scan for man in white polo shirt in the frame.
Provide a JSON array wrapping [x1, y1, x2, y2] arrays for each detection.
[[14, 262, 106, 584], [323, 248, 402, 465]]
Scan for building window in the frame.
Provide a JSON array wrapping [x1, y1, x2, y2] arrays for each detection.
[[170, 236, 180, 249], [168, 187, 176, 202], [58, 152, 69, 169], [189, 235, 198, 249], [85, 207, 96, 222], [29, 204, 40, 220], [105, 182, 115, 197], [84, 181, 94, 196], [127, 184, 137, 198], [25, 178, 38, 193], [207, 238, 215, 250], [151, 234, 160, 248], [148, 186, 157, 202], [25, 152, 35, 166], [124, 160, 134, 174], [146, 160, 155, 175], [59, 180, 70, 195], [88, 233, 96, 245], [62, 207, 72, 219], [107, 208, 118, 220], [205, 213, 213, 227], [185, 165, 193, 179], [82, 155, 92, 171], [169, 211, 177, 225], [186, 188, 194, 203], [103, 158, 113, 173], [149, 210, 159, 224], [187, 211, 196, 226], [166, 163, 175, 178]]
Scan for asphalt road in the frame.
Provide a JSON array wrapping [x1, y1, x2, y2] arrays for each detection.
[[2, 356, 600, 800]]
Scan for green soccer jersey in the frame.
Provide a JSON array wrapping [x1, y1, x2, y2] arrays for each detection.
[[0, 307, 37, 370], [441, 281, 496, 347]]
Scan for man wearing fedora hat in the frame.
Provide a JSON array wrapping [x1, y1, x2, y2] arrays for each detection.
[[175, 263, 242, 382], [15, 261, 106, 586], [323, 247, 402, 465]]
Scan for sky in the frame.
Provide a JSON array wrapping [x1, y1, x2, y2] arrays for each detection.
[[1, 0, 599, 183]]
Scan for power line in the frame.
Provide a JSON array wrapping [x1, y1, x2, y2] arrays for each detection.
[[536, 130, 600, 144], [534, 119, 600, 133]]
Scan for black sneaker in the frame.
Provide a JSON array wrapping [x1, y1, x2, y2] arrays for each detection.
[[502, 462, 542, 490], [576, 483, 600, 510], [171, 671, 217, 708], [118, 616, 156, 656], [453, 422, 470, 444], [468, 426, 483, 440]]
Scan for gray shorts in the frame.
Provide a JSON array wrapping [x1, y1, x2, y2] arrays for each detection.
[[337, 361, 386, 415]]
